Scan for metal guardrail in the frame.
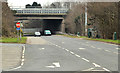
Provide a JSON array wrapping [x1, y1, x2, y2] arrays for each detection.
[[12, 8, 68, 14]]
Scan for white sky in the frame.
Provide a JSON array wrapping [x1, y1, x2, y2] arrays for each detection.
[[7, 0, 119, 8], [8, 0, 56, 7]]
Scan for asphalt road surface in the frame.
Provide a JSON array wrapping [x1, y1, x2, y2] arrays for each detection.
[[13, 35, 118, 71]]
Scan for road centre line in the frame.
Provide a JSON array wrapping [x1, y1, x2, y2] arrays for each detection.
[[75, 54, 81, 57], [102, 68, 110, 71], [92, 63, 101, 67], [48, 41, 110, 71], [82, 58, 90, 62], [79, 48, 85, 50], [65, 49, 69, 52], [70, 51, 74, 54], [104, 50, 111, 52]]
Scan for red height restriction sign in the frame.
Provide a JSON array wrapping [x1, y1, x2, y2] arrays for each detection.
[[16, 22, 20, 28]]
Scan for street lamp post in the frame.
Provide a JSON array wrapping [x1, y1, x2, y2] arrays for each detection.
[[85, 2, 87, 36]]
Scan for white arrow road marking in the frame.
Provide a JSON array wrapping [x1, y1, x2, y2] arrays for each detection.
[[46, 66, 55, 68], [53, 62, 60, 67], [39, 48, 45, 50]]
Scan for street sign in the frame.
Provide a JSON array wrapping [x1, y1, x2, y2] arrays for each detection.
[[16, 22, 20, 28], [16, 28, 20, 30]]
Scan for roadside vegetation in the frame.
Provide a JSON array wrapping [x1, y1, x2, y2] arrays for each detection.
[[1, 2, 27, 44], [58, 34, 120, 45], [0, 37, 27, 44], [64, 2, 119, 40], [2, 2, 16, 37]]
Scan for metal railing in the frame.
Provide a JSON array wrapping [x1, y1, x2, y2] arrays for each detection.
[[11, 7, 68, 14]]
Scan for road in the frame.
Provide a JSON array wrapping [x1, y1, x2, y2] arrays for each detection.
[[13, 35, 118, 71]]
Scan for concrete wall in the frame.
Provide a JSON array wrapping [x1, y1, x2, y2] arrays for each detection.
[[22, 28, 42, 34]]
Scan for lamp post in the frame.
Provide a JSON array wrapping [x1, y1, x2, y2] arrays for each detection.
[[85, 2, 87, 36]]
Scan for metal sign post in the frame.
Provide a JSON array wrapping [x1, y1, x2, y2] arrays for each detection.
[[16, 28, 20, 41], [20, 29, 21, 41]]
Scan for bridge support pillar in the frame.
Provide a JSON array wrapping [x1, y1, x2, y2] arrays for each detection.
[[61, 19, 65, 33]]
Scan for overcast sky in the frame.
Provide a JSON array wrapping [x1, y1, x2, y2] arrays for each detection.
[[7, 0, 119, 7], [8, 0, 56, 7]]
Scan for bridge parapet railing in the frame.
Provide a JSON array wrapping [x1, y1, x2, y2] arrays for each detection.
[[11, 7, 69, 14]]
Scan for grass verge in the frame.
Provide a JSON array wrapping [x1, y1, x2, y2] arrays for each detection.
[[58, 34, 120, 45], [0, 37, 27, 44]]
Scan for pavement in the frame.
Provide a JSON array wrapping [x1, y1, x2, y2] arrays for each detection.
[[11, 35, 118, 72], [1, 43, 25, 71]]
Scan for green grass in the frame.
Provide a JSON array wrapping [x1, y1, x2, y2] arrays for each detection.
[[58, 34, 120, 44], [0, 37, 27, 44], [87, 38, 120, 44]]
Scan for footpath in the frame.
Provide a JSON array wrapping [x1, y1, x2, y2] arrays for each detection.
[[1, 43, 25, 71]]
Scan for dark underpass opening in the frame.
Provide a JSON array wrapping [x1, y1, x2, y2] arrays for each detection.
[[43, 19, 63, 34], [22, 19, 63, 36]]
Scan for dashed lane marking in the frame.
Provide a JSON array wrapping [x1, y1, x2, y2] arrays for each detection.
[[103, 68, 110, 71], [47, 41, 110, 71], [97, 48, 102, 50], [79, 48, 85, 50], [105, 50, 111, 52], [65, 49, 69, 52], [82, 58, 90, 62], [92, 63, 101, 67], [7, 46, 26, 71], [70, 51, 74, 54], [75, 54, 81, 57]]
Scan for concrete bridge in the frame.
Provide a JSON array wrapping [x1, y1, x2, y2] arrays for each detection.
[[13, 8, 69, 33]]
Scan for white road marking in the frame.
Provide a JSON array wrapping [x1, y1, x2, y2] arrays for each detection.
[[113, 52, 118, 54], [116, 48, 119, 50], [21, 62, 24, 66], [46, 66, 55, 68], [62, 48, 65, 49], [7, 66, 22, 71], [42, 48, 45, 50], [22, 56, 24, 59], [46, 62, 60, 68], [65, 49, 69, 52], [56, 45, 58, 46], [62, 42, 65, 44], [103, 68, 110, 71], [53, 62, 60, 67], [79, 48, 85, 50], [82, 68, 94, 71], [22, 59, 25, 62], [58, 46, 61, 48], [75, 54, 81, 57], [97, 48, 102, 50], [70, 51, 74, 54], [91, 70, 105, 71], [82, 58, 90, 62], [39, 48, 45, 50], [105, 50, 111, 52], [92, 63, 101, 67]]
